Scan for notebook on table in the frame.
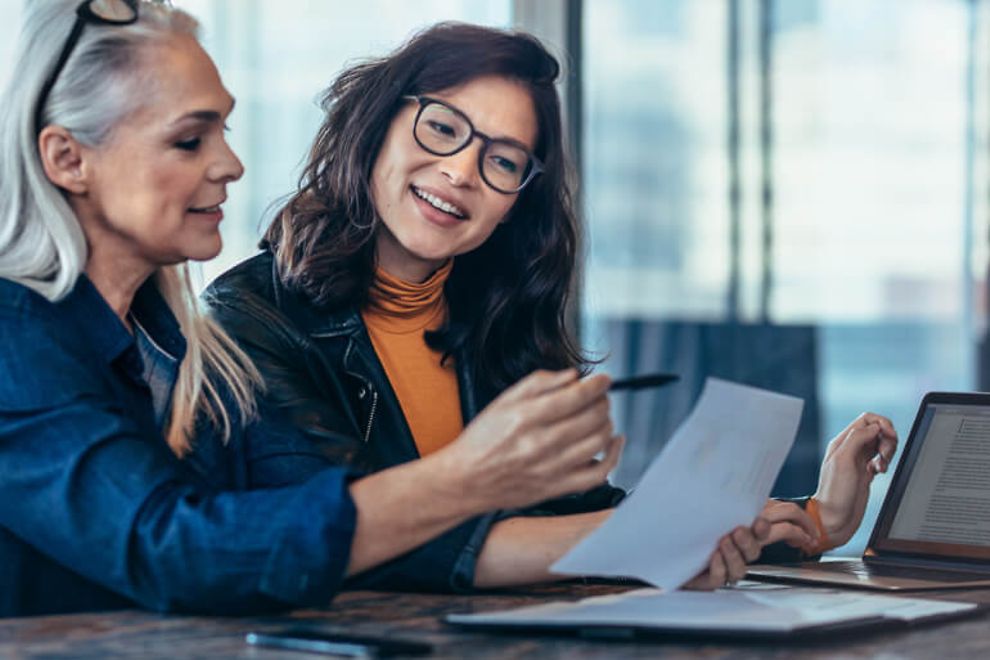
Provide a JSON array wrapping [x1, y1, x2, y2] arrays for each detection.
[[749, 392, 990, 591], [445, 584, 981, 640]]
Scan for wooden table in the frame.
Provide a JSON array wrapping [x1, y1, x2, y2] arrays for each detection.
[[3, 583, 990, 659]]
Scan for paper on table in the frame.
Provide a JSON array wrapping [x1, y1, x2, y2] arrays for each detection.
[[551, 378, 803, 590]]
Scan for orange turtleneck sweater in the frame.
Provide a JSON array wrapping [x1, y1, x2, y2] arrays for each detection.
[[361, 261, 463, 456]]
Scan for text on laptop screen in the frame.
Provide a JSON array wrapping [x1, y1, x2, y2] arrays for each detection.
[[879, 402, 990, 556]]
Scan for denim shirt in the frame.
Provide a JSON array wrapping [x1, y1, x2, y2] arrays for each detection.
[[0, 275, 358, 617]]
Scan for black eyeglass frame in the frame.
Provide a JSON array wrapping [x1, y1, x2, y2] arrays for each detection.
[[404, 95, 545, 195], [34, 0, 140, 136]]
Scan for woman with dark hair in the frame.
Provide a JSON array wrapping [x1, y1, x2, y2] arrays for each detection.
[[205, 22, 896, 591]]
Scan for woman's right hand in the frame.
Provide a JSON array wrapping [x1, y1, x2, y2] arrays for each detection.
[[682, 517, 771, 590], [437, 369, 623, 513]]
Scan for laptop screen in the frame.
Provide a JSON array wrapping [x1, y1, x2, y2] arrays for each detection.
[[871, 395, 990, 561]]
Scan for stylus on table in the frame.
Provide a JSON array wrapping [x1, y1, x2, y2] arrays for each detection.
[[246, 632, 373, 658]]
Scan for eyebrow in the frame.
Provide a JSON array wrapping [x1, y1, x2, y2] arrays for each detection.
[[169, 99, 236, 128]]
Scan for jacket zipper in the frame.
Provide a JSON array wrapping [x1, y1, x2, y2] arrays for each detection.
[[363, 389, 378, 444]]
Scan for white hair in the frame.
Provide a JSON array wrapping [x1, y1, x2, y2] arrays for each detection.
[[0, 0, 261, 455]]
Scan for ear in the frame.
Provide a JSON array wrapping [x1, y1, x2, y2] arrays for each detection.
[[37, 125, 89, 195]]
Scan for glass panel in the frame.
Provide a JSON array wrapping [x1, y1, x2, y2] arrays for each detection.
[[773, 0, 979, 553], [582, 0, 743, 490], [582, 0, 730, 329], [773, 0, 969, 323], [0, 2, 24, 91]]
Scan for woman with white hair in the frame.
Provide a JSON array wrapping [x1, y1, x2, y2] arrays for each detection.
[[0, 0, 625, 617]]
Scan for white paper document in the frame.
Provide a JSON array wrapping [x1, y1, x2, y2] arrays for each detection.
[[447, 586, 977, 634], [551, 378, 803, 590]]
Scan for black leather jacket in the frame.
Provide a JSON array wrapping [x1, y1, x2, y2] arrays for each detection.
[[203, 250, 626, 592]]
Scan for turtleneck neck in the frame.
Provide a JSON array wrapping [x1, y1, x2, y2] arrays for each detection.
[[361, 258, 464, 456], [365, 260, 453, 334]]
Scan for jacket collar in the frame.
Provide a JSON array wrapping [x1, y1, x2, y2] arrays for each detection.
[[261, 249, 487, 419], [267, 254, 364, 338], [59, 274, 186, 366], [130, 277, 186, 362], [218, 249, 491, 425], [58, 275, 132, 364]]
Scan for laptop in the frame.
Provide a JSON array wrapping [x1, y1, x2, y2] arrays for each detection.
[[748, 391, 990, 591]]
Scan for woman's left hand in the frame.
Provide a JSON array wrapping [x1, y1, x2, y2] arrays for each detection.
[[813, 412, 898, 548], [760, 499, 820, 549], [682, 518, 771, 590]]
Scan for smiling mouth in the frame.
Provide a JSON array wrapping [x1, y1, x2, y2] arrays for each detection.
[[411, 185, 467, 219], [188, 204, 222, 214]]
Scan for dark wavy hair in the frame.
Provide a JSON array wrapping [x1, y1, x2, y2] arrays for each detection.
[[263, 22, 585, 396]]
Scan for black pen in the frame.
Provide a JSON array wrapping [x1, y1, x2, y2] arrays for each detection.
[[608, 373, 679, 391]]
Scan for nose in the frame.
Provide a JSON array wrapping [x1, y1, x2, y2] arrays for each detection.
[[208, 138, 245, 184], [439, 139, 480, 188]]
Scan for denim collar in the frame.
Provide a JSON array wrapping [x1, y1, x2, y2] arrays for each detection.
[[130, 277, 186, 363], [58, 274, 186, 366]]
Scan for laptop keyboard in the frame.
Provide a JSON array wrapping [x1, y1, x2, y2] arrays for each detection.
[[814, 561, 990, 583]]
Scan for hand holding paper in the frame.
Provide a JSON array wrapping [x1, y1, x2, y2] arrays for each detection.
[[551, 378, 803, 590]]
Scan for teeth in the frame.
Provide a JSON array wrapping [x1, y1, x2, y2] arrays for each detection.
[[413, 187, 465, 218]]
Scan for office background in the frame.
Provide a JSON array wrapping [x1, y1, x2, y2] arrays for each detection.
[[3, 0, 989, 555]]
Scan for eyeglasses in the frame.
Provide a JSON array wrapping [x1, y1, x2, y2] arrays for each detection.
[[404, 95, 544, 195], [34, 0, 140, 136]]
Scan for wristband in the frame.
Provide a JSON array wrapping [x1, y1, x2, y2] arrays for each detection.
[[804, 498, 832, 556]]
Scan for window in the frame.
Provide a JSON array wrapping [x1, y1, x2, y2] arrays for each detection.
[[0, 2, 23, 91], [582, 0, 990, 552]]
